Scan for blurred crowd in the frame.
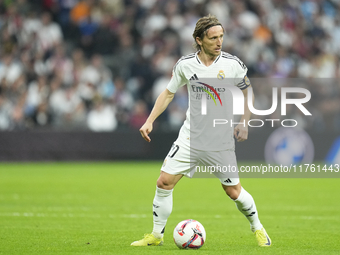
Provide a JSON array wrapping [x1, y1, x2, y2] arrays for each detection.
[[0, 0, 339, 132]]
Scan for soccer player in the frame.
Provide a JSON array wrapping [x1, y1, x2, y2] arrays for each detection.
[[131, 14, 271, 247]]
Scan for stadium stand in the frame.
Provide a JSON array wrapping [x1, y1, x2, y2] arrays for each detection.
[[0, 0, 339, 133]]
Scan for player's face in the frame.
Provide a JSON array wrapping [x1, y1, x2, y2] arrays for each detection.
[[197, 25, 224, 57]]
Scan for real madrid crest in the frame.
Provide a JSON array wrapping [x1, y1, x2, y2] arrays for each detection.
[[217, 70, 225, 80], [244, 75, 250, 86]]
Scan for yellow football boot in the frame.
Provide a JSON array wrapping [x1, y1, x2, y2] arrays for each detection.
[[254, 228, 272, 247], [131, 233, 163, 246]]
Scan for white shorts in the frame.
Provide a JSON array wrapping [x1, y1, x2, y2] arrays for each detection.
[[161, 139, 240, 186]]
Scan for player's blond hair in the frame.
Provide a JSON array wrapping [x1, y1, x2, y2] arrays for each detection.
[[192, 14, 224, 51]]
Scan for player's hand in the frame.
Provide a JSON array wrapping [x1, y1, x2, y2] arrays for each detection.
[[234, 124, 248, 142], [139, 122, 153, 142]]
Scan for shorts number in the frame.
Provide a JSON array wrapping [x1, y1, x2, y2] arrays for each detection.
[[168, 144, 179, 158]]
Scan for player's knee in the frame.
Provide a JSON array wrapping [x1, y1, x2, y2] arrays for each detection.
[[223, 185, 241, 200], [156, 177, 173, 190], [226, 189, 239, 200]]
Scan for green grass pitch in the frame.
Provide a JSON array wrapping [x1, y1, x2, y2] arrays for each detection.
[[0, 161, 339, 254]]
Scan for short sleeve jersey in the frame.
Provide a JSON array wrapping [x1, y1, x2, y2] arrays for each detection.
[[167, 51, 250, 151]]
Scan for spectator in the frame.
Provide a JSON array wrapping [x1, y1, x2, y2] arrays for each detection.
[[26, 75, 49, 117], [113, 77, 134, 127], [87, 98, 117, 132], [37, 12, 63, 52], [32, 101, 53, 128], [0, 54, 22, 87], [93, 14, 117, 56], [46, 44, 73, 85], [129, 100, 148, 130], [49, 84, 86, 129], [70, 0, 91, 24], [78, 16, 98, 57], [0, 95, 12, 130]]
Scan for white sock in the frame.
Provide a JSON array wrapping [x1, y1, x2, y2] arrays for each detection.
[[234, 187, 263, 232], [152, 186, 173, 239]]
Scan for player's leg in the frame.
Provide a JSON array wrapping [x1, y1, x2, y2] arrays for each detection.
[[221, 183, 271, 247], [152, 171, 183, 238], [131, 141, 192, 246], [212, 150, 264, 233], [221, 181, 241, 200], [211, 150, 271, 247], [131, 171, 182, 247], [156, 170, 183, 190], [222, 182, 262, 230]]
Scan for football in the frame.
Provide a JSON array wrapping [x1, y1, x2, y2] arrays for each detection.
[[173, 219, 206, 249]]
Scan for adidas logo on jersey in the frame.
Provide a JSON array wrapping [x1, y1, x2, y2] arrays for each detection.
[[224, 178, 232, 183], [189, 74, 198, 80]]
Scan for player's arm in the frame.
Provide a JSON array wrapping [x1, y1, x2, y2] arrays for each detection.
[[234, 84, 254, 142], [140, 89, 175, 142]]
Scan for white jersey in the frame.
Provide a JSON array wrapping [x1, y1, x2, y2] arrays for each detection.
[[166, 51, 249, 151]]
